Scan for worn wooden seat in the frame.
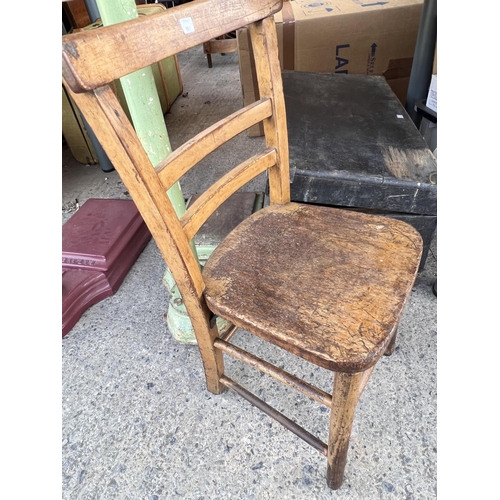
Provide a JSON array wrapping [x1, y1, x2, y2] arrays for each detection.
[[62, 0, 423, 490], [204, 202, 421, 372]]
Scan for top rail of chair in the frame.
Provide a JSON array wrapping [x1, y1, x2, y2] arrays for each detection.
[[62, 0, 283, 93]]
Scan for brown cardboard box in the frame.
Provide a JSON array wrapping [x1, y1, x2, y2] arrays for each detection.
[[238, 0, 424, 135]]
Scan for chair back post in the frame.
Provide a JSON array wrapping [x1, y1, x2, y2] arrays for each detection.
[[248, 17, 291, 204]]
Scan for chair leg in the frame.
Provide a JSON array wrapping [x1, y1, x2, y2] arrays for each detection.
[[202, 347, 225, 394], [196, 317, 225, 394], [327, 371, 366, 490], [384, 323, 400, 356], [203, 42, 213, 68], [384, 328, 398, 356]]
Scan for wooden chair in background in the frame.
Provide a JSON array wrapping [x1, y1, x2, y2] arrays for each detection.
[[203, 32, 237, 68], [62, 0, 423, 489]]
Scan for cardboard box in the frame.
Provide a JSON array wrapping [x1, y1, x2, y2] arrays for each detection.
[[238, 0, 424, 136]]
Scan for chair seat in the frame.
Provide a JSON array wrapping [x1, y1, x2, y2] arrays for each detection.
[[203, 202, 423, 373]]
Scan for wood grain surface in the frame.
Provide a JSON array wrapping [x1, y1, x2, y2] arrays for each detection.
[[203, 202, 422, 373], [62, 0, 283, 92]]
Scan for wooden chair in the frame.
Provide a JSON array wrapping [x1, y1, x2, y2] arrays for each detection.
[[203, 32, 237, 68], [62, 0, 423, 489]]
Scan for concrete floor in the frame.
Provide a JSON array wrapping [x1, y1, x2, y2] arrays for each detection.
[[62, 46, 437, 499]]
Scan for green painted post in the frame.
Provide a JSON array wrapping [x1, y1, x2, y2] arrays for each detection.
[[96, 0, 188, 220], [95, 0, 215, 343]]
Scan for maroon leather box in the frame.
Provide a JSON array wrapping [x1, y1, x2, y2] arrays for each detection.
[[62, 198, 151, 337]]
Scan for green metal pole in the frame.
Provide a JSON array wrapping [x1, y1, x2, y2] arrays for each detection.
[[95, 0, 211, 344], [96, 0, 189, 221]]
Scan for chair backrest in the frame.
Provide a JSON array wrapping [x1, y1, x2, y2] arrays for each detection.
[[62, 0, 289, 350]]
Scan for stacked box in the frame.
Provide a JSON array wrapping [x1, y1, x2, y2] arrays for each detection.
[[238, 0, 423, 136]]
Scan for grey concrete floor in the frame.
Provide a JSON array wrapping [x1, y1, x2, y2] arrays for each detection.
[[62, 46, 437, 499]]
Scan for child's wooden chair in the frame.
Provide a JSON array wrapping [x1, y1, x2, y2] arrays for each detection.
[[62, 0, 423, 489], [203, 32, 237, 68]]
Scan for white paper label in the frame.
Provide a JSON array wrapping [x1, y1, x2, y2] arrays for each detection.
[[396, 114, 404, 119], [180, 17, 195, 34], [426, 74, 437, 113]]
